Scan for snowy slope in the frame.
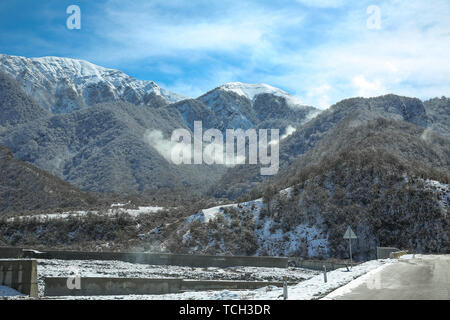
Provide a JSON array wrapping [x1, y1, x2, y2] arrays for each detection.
[[0, 54, 186, 113], [194, 81, 318, 134], [177, 175, 450, 258], [180, 188, 329, 257], [7, 205, 165, 222], [424, 179, 449, 210], [218, 82, 307, 108]]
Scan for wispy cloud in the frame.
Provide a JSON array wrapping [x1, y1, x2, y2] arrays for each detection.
[[89, 1, 304, 61], [295, 0, 346, 9], [252, 0, 450, 107]]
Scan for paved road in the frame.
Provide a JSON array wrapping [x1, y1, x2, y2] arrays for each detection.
[[325, 255, 450, 300]]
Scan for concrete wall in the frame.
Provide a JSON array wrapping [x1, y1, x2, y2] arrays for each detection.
[[290, 258, 348, 271], [0, 259, 38, 297], [12, 247, 358, 271], [377, 247, 400, 259], [0, 247, 24, 259], [44, 277, 288, 296], [181, 279, 289, 292], [44, 277, 183, 296], [25, 250, 289, 268]]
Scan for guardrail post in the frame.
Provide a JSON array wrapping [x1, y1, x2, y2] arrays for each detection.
[[283, 278, 288, 300]]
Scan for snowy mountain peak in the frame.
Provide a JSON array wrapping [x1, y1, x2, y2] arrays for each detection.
[[218, 82, 307, 108], [0, 54, 186, 113], [22, 55, 113, 78]]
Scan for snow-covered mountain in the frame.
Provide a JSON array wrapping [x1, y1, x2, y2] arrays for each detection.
[[0, 54, 186, 113], [195, 82, 318, 131], [218, 82, 307, 108], [0, 53, 320, 194]]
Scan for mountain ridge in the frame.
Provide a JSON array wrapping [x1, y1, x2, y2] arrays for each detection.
[[0, 54, 187, 113], [0, 145, 101, 214], [210, 94, 450, 199]]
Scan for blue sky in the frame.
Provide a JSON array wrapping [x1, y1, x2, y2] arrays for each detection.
[[0, 0, 449, 108]]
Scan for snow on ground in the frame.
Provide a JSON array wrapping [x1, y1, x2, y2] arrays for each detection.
[[251, 259, 394, 300], [219, 82, 307, 108], [121, 206, 165, 216], [254, 216, 328, 257], [185, 199, 264, 224], [424, 179, 449, 210], [36, 259, 319, 298], [37, 259, 317, 281], [38, 259, 393, 300], [0, 285, 25, 297], [7, 205, 165, 222], [397, 254, 415, 260]]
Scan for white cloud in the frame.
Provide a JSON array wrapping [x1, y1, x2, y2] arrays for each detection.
[[281, 125, 297, 140], [306, 84, 333, 109], [264, 0, 450, 107], [144, 129, 242, 167], [144, 130, 189, 163], [92, 2, 303, 61], [87, 0, 450, 108], [352, 75, 385, 97], [163, 82, 204, 99], [295, 0, 345, 8]]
